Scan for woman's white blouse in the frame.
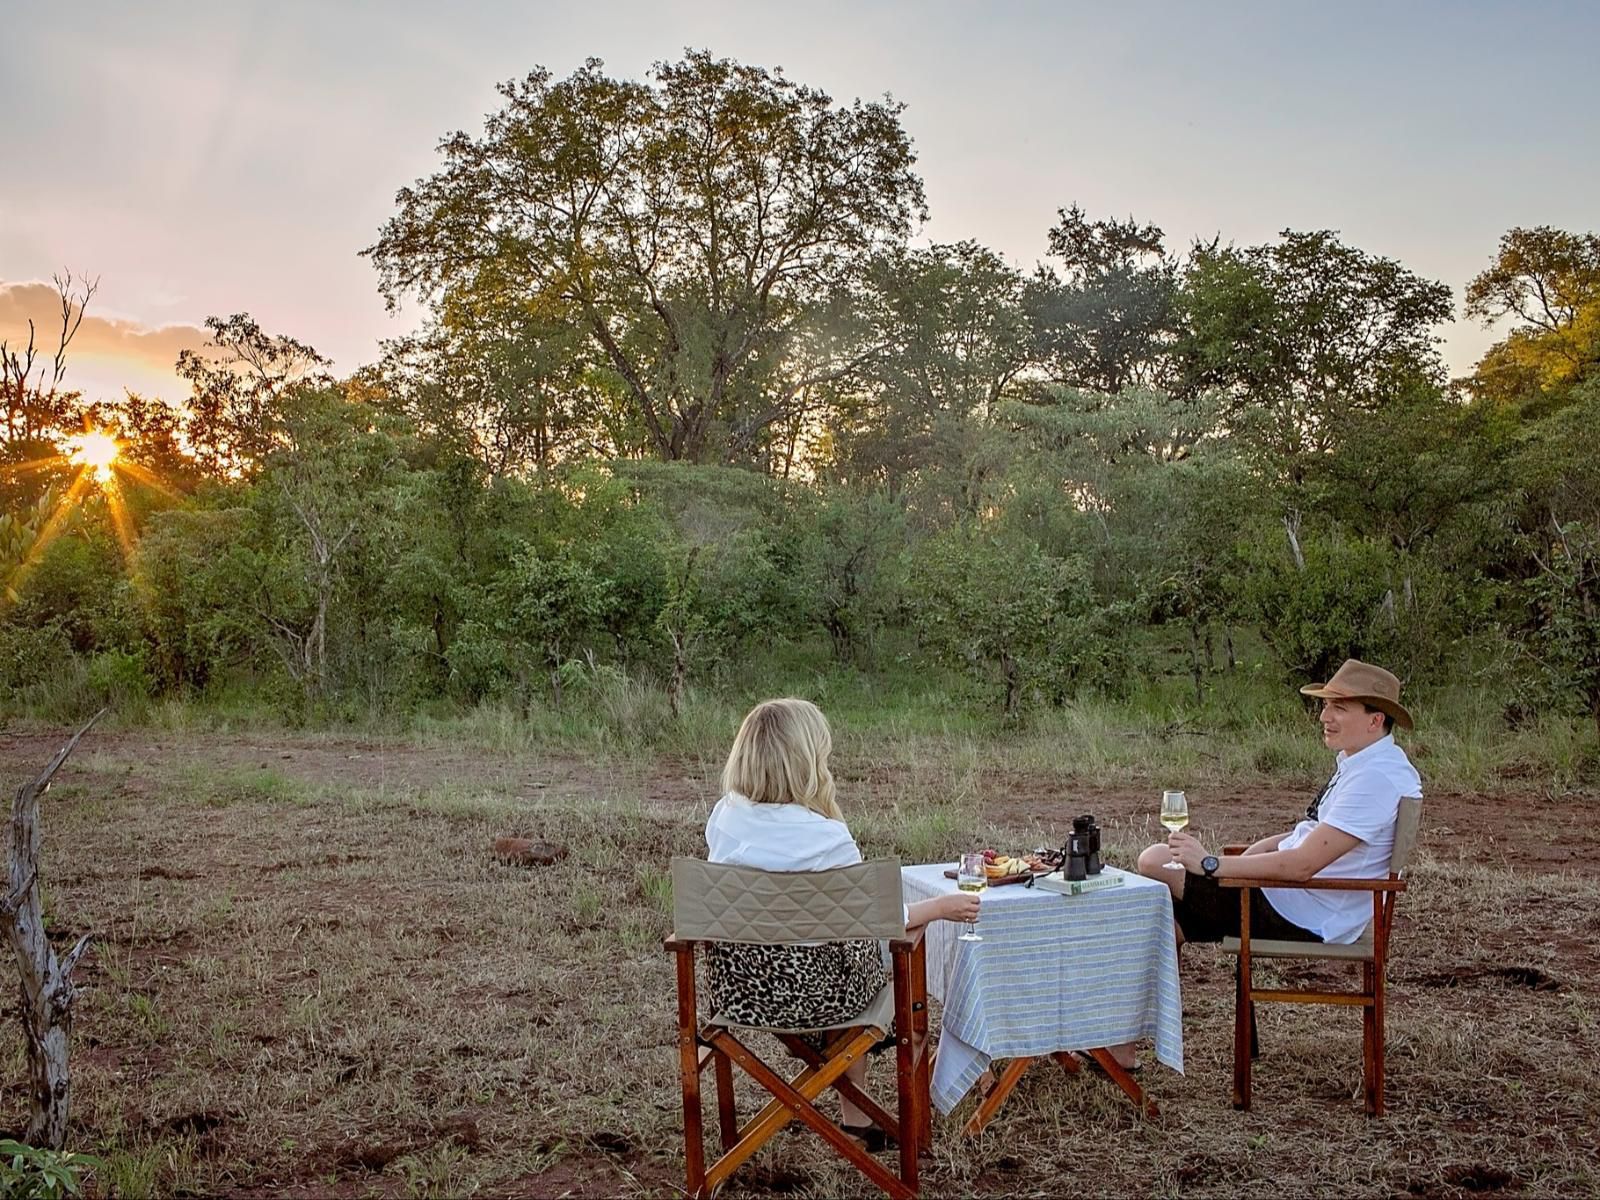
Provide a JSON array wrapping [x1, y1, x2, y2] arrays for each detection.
[[704, 792, 863, 870], [704, 792, 909, 927]]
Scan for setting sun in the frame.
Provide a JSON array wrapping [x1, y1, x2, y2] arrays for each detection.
[[68, 429, 121, 483]]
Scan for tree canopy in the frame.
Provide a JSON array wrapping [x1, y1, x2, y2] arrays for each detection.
[[365, 51, 926, 465]]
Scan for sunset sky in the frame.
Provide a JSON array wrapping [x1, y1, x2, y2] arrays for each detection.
[[4, 0, 1597, 406]]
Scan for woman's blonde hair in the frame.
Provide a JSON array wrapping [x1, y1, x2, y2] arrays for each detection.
[[722, 698, 842, 821]]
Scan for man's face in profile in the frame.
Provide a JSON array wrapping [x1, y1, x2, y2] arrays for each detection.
[[1319, 698, 1385, 755]]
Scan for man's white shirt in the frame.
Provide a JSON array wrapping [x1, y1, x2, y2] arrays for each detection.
[[1263, 735, 1422, 944]]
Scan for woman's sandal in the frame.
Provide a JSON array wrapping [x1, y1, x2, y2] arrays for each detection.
[[1078, 1050, 1142, 1076], [841, 1123, 898, 1153]]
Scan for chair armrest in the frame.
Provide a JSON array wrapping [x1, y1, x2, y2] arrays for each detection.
[[888, 925, 929, 953], [1219, 876, 1406, 893], [1222, 844, 1249, 856], [663, 935, 699, 952]]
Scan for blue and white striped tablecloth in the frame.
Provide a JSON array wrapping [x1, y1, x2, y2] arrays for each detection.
[[902, 862, 1184, 1116]]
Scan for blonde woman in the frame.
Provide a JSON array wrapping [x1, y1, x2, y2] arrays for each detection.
[[705, 698, 975, 1145]]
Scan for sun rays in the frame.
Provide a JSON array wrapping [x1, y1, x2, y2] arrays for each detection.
[[68, 429, 121, 482], [0, 455, 72, 481], [2, 427, 180, 608]]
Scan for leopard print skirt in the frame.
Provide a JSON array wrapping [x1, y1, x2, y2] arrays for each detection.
[[706, 940, 886, 1030]]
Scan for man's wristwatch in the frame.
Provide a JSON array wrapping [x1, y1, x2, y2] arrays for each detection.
[[1201, 855, 1220, 878]]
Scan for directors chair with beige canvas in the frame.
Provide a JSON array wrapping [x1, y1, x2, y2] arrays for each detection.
[[1221, 794, 1423, 1117], [665, 857, 932, 1199]]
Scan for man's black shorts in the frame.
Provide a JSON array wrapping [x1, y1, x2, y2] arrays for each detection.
[[1172, 872, 1322, 944]]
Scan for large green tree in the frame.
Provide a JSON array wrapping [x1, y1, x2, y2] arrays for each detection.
[[366, 52, 925, 465], [1025, 206, 1184, 395], [837, 241, 1032, 488], [909, 528, 1119, 718], [242, 388, 412, 700], [177, 313, 331, 479], [1465, 225, 1600, 411], [379, 281, 623, 476], [1180, 230, 1453, 485]]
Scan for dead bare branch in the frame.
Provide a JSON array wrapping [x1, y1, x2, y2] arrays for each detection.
[[5, 707, 106, 1147]]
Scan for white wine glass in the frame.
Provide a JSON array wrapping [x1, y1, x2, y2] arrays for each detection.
[[955, 852, 986, 941], [1159, 789, 1189, 870]]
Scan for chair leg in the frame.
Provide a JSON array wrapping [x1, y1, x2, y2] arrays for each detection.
[[1232, 959, 1253, 1111], [777, 1033, 899, 1141], [1363, 960, 1385, 1117], [912, 947, 933, 1148], [713, 1049, 738, 1150], [720, 1034, 916, 1200], [674, 949, 707, 1197], [1250, 1002, 1260, 1059], [891, 947, 921, 1191], [896, 1033, 920, 1191], [717, 1030, 876, 1176]]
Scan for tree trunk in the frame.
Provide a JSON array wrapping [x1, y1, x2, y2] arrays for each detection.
[[1283, 510, 1306, 572], [1002, 652, 1020, 719], [668, 630, 688, 719], [516, 666, 533, 718], [1225, 627, 1236, 672], [825, 612, 851, 662], [310, 578, 329, 698], [5, 712, 102, 1148], [1189, 621, 1204, 706]]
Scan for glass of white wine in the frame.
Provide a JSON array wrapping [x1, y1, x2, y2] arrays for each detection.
[[955, 852, 986, 941], [1160, 789, 1189, 870]]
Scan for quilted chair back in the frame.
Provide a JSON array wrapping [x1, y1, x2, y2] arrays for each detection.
[[671, 857, 905, 944], [1390, 796, 1423, 876]]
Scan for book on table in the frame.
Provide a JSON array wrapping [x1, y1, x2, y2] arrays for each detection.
[[1035, 865, 1129, 897]]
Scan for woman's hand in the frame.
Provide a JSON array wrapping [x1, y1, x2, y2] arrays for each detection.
[[905, 892, 980, 929], [935, 892, 980, 924]]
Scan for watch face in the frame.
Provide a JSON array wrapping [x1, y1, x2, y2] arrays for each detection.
[[1202, 856, 1219, 875]]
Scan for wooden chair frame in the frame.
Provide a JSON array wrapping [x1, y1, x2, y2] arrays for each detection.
[[666, 862, 932, 1199], [1220, 794, 1421, 1117]]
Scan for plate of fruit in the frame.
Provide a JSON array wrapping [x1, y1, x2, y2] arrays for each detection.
[[944, 849, 1058, 886]]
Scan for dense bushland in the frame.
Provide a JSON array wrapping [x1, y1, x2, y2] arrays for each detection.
[[3, 53, 1598, 751]]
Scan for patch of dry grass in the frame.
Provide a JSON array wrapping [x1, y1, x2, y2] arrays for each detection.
[[1, 734, 1596, 1198]]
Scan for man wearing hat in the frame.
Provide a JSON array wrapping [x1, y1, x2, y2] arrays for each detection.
[[1136, 659, 1422, 948]]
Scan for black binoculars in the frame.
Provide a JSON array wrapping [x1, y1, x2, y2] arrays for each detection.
[[1061, 814, 1103, 881]]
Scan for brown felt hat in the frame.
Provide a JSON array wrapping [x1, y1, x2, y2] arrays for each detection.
[[1299, 659, 1414, 730]]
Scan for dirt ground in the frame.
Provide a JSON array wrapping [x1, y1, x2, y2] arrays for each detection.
[[6, 724, 1589, 867], [1, 724, 1596, 1198]]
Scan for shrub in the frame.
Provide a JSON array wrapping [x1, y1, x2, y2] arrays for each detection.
[[86, 648, 155, 708], [1234, 529, 1398, 683], [0, 1140, 103, 1200]]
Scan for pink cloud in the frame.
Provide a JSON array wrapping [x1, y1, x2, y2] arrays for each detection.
[[0, 279, 211, 403]]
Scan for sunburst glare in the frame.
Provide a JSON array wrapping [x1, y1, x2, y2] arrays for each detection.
[[3, 429, 182, 611], [67, 429, 122, 483]]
